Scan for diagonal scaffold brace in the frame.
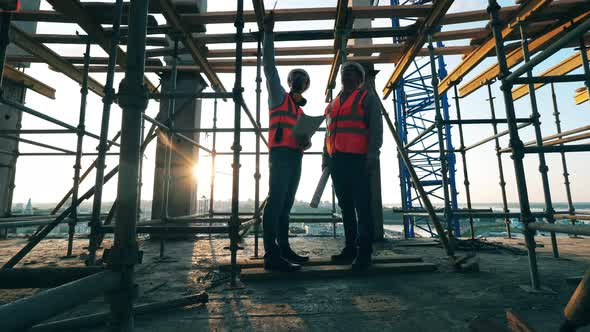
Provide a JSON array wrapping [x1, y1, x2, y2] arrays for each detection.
[[370, 85, 477, 271]]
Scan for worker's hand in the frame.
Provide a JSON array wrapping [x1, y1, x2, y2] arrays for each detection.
[[263, 11, 275, 32], [365, 156, 378, 175], [297, 135, 311, 150]]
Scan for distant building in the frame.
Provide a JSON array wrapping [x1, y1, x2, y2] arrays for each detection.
[[24, 198, 33, 215]]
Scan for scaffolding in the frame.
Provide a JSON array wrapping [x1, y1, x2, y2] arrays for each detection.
[[0, 0, 589, 330]]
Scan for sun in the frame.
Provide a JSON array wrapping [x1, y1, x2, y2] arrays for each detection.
[[192, 164, 200, 178]]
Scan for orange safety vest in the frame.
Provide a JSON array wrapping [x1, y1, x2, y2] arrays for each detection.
[[325, 88, 369, 156], [269, 93, 304, 150]]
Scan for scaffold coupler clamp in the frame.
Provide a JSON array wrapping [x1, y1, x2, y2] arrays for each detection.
[[117, 78, 150, 111]]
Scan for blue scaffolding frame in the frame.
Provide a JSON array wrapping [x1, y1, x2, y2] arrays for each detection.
[[390, 0, 459, 238]]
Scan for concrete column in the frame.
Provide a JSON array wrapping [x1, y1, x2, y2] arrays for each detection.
[[151, 71, 206, 219], [151, 0, 207, 222], [0, 81, 26, 239], [350, 0, 384, 241], [0, 0, 40, 239]]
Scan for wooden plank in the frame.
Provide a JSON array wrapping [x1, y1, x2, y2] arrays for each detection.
[[219, 255, 424, 272], [439, 0, 553, 96], [382, 0, 455, 99], [575, 86, 589, 104], [180, 5, 431, 28], [240, 262, 437, 281], [8, 24, 105, 97], [461, 11, 590, 97], [3, 65, 56, 99], [47, 0, 159, 93]]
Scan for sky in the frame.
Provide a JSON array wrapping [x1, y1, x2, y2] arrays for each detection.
[[10, 0, 590, 208]]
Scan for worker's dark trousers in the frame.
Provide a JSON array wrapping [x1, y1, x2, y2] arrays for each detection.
[[263, 147, 302, 256], [329, 152, 374, 255]]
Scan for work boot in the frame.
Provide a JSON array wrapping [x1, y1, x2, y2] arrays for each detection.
[[281, 247, 310, 264], [331, 246, 357, 264], [351, 253, 372, 271], [264, 253, 301, 272]]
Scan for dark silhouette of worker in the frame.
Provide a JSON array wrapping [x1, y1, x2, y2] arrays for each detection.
[[262, 12, 311, 272], [322, 61, 383, 271]]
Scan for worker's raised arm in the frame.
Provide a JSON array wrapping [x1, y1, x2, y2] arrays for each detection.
[[263, 13, 286, 109]]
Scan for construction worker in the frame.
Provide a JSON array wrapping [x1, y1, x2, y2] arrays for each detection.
[[262, 13, 310, 272], [323, 61, 383, 271]]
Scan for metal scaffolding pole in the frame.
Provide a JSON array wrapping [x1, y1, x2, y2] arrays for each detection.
[[453, 85, 474, 239], [488, 0, 540, 289], [520, 24, 559, 258], [253, 36, 262, 258], [551, 83, 577, 232], [580, 36, 590, 110], [66, 42, 91, 258], [209, 98, 217, 218], [159, 38, 179, 259], [107, 0, 150, 328], [427, 36, 455, 241], [87, 0, 124, 265], [229, 0, 245, 286], [393, 88, 411, 239], [487, 82, 511, 239]]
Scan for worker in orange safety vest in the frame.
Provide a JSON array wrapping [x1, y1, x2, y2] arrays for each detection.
[[322, 61, 383, 271], [262, 12, 311, 272]]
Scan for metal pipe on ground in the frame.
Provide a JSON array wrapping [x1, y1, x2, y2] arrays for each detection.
[[0, 267, 104, 289], [526, 222, 590, 237], [0, 271, 120, 332], [28, 292, 208, 332]]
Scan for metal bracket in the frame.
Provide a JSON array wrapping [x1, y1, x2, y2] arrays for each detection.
[[103, 246, 143, 267]]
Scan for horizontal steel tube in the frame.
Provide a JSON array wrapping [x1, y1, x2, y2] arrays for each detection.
[[0, 216, 94, 228], [0, 98, 120, 147], [0, 271, 120, 332], [99, 225, 229, 234], [149, 92, 234, 99], [142, 114, 213, 154], [0, 267, 104, 289], [18, 152, 120, 156], [0, 129, 75, 134], [523, 124, 590, 146], [465, 123, 531, 151], [214, 151, 324, 155], [526, 222, 590, 236], [512, 74, 588, 85], [29, 292, 208, 332], [523, 145, 590, 153], [442, 118, 531, 125], [554, 214, 590, 221], [405, 124, 436, 148]]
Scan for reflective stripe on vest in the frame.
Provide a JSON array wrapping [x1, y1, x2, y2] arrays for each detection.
[[269, 93, 303, 149], [325, 88, 369, 155]]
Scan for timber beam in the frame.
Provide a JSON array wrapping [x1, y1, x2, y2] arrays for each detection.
[[7, 55, 163, 67], [459, 9, 590, 97], [31, 34, 168, 47], [47, 0, 158, 93], [8, 25, 105, 97], [3, 65, 56, 99], [181, 4, 431, 29], [159, 0, 226, 92], [439, 0, 553, 96], [575, 87, 589, 104], [382, 0, 455, 99], [513, 48, 590, 101]]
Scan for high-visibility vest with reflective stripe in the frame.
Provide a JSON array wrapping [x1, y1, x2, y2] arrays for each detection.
[[325, 88, 369, 155], [269, 93, 303, 149]]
